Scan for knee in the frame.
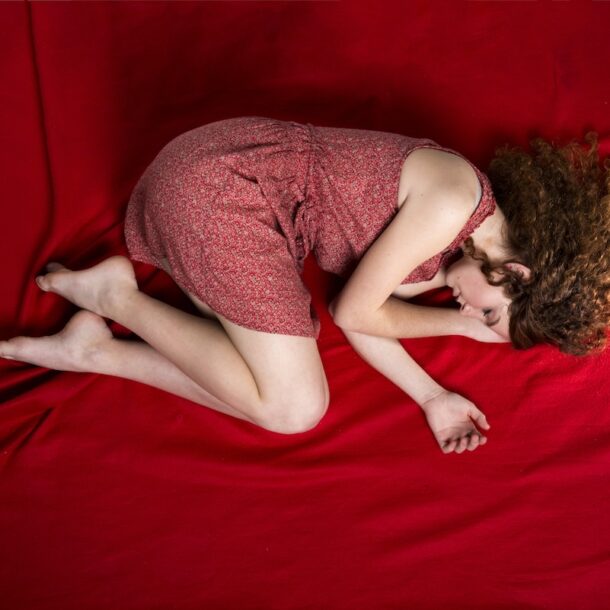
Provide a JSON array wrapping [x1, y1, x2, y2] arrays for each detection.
[[258, 394, 330, 435]]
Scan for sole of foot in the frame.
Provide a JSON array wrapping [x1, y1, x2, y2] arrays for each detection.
[[35, 255, 138, 318], [0, 309, 114, 372]]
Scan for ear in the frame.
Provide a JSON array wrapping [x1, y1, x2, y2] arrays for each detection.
[[505, 262, 532, 281]]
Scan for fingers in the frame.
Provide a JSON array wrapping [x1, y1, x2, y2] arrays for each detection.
[[466, 434, 481, 451], [441, 433, 488, 454], [468, 406, 491, 431], [456, 436, 469, 453], [438, 403, 492, 454]]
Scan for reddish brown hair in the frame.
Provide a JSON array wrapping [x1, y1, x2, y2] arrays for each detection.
[[463, 131, 610, 356]]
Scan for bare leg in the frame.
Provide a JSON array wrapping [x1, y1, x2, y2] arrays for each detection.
[[107, 290, 265, 417], [0, 309, 253, 422], [2, 256, 268, 426], [94, 328, 255, 423]]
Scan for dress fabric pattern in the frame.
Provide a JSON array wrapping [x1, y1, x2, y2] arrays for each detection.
[[124, 116, 497, 339]]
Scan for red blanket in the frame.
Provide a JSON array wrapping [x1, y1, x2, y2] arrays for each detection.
[[2, 1, 609, 608]]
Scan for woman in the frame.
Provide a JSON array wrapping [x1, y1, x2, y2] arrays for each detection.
[[2, 118, 608, 454]]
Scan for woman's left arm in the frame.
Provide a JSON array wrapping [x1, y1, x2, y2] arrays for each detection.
[[333, 297, 469, 339]]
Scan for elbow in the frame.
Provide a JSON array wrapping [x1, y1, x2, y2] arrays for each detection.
[[334, 313, 354, 331], [329, 299, 356, 330], [333, 307, 362, 332]]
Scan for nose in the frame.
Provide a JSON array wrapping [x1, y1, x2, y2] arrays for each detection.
[[459, 303, 476, 317]]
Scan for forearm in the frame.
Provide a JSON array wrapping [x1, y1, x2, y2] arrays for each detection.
[[339, 296, 467, 339], [340, 329, 444, 407]]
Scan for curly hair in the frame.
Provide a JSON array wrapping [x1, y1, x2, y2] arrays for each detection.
[[462, 131, 610, 356]]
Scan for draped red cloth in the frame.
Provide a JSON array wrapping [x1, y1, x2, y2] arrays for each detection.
[[1, 2, 609, 609]]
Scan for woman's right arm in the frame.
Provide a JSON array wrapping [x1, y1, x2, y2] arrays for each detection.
[[331, 269, 498, 452], [339, 327, 445, 406], [340, 328, 492, 453]]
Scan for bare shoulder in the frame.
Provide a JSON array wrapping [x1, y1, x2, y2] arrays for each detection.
[[334, 176, 473, 326], [397, 147, 481, 212]]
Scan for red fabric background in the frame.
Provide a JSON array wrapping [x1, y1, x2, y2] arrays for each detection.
[[1, 1, 610, 609]]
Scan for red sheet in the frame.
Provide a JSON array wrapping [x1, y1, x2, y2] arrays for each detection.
[[1, 1, 609, 608]]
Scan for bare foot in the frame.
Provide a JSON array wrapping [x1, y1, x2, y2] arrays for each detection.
[[35, 255, 138, 318], [0, 310, 114, 372]]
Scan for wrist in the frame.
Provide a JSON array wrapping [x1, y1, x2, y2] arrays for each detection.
[[415, 383, 446, 410]]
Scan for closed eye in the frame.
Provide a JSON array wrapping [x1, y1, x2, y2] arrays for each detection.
[[483, 309, 501, 327]]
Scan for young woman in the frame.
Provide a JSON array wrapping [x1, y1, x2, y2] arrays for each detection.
[[2, 118, 608, 454]]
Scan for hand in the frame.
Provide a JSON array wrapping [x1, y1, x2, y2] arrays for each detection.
[[420, 390, 491, 454], [463, 317, 511, 343]]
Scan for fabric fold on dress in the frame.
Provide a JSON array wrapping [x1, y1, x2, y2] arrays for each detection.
[[124, 116, 497, 338]]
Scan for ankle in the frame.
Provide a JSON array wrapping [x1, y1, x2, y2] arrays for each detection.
[[102, 286, 140, 321], [75, 336, 115, 374]]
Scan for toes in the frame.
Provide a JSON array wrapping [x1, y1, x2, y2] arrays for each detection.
[[36, 263, 66, 291], [46, 262, 66, 272], [0, 339, 20, 360], [35, 274, 52, 291]]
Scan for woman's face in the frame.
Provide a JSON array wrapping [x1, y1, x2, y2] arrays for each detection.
[[445, 253, 512, 338]]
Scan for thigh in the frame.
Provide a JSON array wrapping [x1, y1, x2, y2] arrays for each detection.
[[215, 310, 330, 416], [160, 257, 328, 412]]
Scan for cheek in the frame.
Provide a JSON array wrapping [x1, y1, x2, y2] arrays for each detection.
[[446, 259, 477, 287], [475, 283, 498, 304], [459, 271, 489, 302]]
